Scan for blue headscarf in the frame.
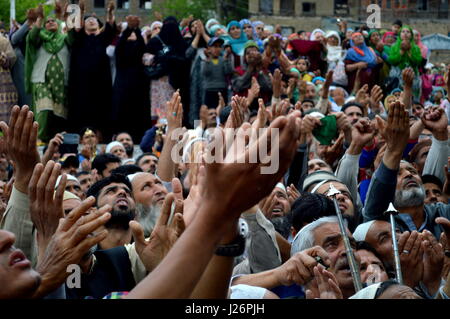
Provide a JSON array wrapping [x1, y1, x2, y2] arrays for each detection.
[[240, 19, 258, 41], [345, 37, 378, 68], [221, 20, 248, 56]]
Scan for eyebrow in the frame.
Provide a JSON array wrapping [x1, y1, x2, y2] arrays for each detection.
[[377, 231, 390, 240], [322, 234, 341, 246]]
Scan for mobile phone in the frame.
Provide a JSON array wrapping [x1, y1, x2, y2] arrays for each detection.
[[62, 133, 80, 145]]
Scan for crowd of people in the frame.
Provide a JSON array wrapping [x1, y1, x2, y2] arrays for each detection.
[[0, 0, 449, 300]]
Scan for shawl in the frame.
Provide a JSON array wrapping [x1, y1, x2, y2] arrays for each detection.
[[345, 37, 378, 67], [325, 30, 344, 62], [221, 21, 248, 56], [387, 26, 422, 72], [240, 19, 259, 41], [25, 15, 67, 94], [413, 30, 429, 59]]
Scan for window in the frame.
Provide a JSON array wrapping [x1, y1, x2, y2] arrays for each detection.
[[140, 0, 152, 9], [94, 0, 105, 8], [303, 2, 316, 15], [117, 0, 129, 9], [280, 0, 295, 15], [417, 0, 428, 11], [260, 0, 273, 14]]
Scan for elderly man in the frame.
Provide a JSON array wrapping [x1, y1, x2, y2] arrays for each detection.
[[128, 172, 169, 237], [364, 104, 449, 238], [233, 216, 358, 299]]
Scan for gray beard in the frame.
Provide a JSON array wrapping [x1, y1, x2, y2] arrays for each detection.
[[135, 203, 161, 237], [394, 186, 425, 208]]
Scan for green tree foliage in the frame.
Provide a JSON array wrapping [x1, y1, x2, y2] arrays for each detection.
[[0, 0, 52, 28]]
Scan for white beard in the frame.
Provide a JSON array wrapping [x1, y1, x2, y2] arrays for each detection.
[[394, 186, 425, 208], [135, 203, 161, 237]]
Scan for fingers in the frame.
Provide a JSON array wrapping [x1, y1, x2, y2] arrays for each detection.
[[171, 178, 184, 201], [397, 231, 410, 253], [130, 220, 147, 249], [61, 196, 98, 232], [54, 173, 67, 212], [28, 163, 44, 204], [303, 245, 331, 269], [45, 162, 62, 204], [36, 160, 57, 205], [156, 193, 175, 227]]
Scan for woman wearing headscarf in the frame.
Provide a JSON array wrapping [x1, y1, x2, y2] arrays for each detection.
[[205, 18, 219, 36], [240, 19, 263, 50], [325, 31, 345, 72], [367, 29, 390, 83], [413, 30, 429, 60], [252, 21, 265, 40], [111, 16, 150, 141], [25, 8, 72, 142], [68, 4, 116, 141], [185, 19, 211, 127], [221, 20, 248, 68], [344, 32, 379, 92], [0, 35, 18, 123], [387, 25, 423, 99], [146, 16, 190, 126]]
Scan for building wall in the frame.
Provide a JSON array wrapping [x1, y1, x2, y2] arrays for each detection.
[[248, 0, 450, 36], [85, 0, 159, 24]]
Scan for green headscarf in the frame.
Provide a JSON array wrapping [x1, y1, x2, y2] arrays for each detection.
[[25, 15, 67, 94], [387, 25, 422, 73]]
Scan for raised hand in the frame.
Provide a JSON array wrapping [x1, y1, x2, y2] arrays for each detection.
[[274, 246, 330, 287], [287, 184, 300, 205], [130, 193, 185, 272], [247, 77, 261, 105], [321, 70, 334, 99], [166, 90, 183, 131], [376, 101, 409, 170], [369, 85, 384, 114], [402, 67, 414, 88], [306, 265, 343, 299], [33, 198, 111, 298], [41, 133, 64, 166], [420, 229, 444, 295], [26, 8, 37, 25], [251, 98, 269, 130], [36, 4, 44, 20], [28, 161, 66, 251], [0, 105, 40, 194], [348, 118, 377, 154], [398, 231, 424, 288], [421, 106, 448, 141], [355, 84, 369, 110], [270, 99, 289, 122], [270, 69, 282, 99]]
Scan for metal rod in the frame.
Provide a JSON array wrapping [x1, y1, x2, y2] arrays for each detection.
[[327, 183, 363, 292], [386, 203, 403, 285]]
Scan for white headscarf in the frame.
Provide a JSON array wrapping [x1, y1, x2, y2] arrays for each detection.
[[55, 174, 79, 189], [310, 29, 325, 41], [106, 141, 125, 154], [325, 30, 344, 62], [230, 284, 267, 299], [150, 21, 162, 32], [353, 220, 376, 242], [349, 282, 382, 299]]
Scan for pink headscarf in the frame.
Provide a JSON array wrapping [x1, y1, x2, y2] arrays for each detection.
[[382, 31, 395, 45], [413, 30, 429, 59]]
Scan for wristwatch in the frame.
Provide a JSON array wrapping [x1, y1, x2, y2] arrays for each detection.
[[215, 219, 249, 257]]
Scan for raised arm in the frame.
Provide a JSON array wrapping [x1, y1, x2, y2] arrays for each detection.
[[156, 91, 183, 182], [363, 101, 410, 221], [125, 111, 303, 298]]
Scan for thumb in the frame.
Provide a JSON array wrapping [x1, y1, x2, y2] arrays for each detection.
[[172, 178, 183, 201], [129, 220, 146, 248]]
